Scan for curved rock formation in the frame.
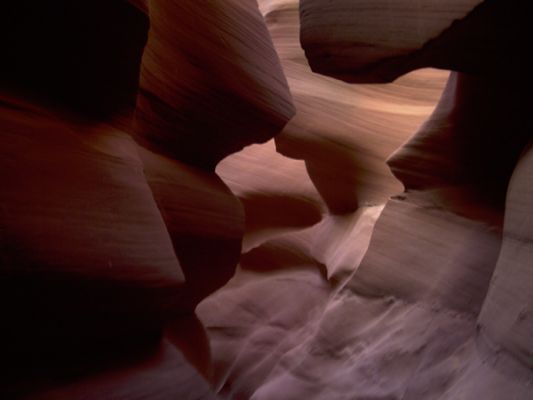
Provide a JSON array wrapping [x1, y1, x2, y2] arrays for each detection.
[[261, 0, 449, 213], [216, 140, 323, 251], [1, 0, 294, 397], [24, 341, 217, 400], [300, 0, 528, 82], [2, 0, 532, 398], [276, 67, 447, 213], [0, 98, 184, 344], [0, 0, 149, 116], [134, 0, 295, 168], [139, 147, 245, 310], [197, 0, 533, 399]]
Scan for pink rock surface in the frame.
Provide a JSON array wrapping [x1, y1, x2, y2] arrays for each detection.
[[261, 0, 449, 213], [389, 72, 530, 211], [216, 140, 323, 252], [1, 0, 294, 396], [0, 97, 184, 343], [300, 0, 529, 82], [140, 147, 245, 310], [2, 0, 532, 398], [479, 142, 533, 371], [277, 66, 448, 213], [197, 1, 533, 399]]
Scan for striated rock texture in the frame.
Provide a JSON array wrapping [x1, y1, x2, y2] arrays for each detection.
[[479, 142, 533, 373], [1, 0, 293, 398], [259, 2, 449, 214], [2, 0, 532, 399], [388, 71, 530, 211], [134, 0, 295, 168], [24, 341, 218, 400], [276, 67, 447, 214], [197, 0, 533, 399], [139, 147, 245, 311], [300, 0, 528, 82]]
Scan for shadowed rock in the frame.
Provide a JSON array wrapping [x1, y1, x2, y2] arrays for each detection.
[[0, 0, 149, 117], [139, 147, 245, 310], [300, 0, 528, 83], [0, 96, 185, 376], [134, 0, 295, 169]]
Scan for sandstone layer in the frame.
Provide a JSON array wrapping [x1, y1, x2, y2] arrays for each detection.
[[198, 0, 533, 399], [1, 0, 532, 399], [1, 0, 293, 397]]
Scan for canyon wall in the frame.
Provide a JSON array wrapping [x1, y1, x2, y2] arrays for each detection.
[[199, 0, 532, 399], [1, 0, 293, 398], [1, 0, 531, 399]]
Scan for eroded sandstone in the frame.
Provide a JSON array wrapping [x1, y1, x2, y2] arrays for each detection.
[[1, 0, 532, 398]]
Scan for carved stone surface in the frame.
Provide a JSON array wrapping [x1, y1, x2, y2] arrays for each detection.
[[1, 0, 532, 398]]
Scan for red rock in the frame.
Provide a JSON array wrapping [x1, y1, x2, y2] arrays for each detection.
[[300, 0, 529, 83], [216, 140, 323, 251], [139, 147, 245, 310], [197, 1, 533, 399], [23, 341, 217, 400], [0, 97, 185, 348], [388, 72, 531, 214], [134, 0, 295, 168], [349, 196, 502, 314], [260, 0, 448, 212]]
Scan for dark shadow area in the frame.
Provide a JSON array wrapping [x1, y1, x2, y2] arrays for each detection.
[[242, 193, 322, 236], [0, 1, 149, 117]]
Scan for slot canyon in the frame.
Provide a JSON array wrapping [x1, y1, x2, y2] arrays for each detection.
[[1, 0, 531, 399]]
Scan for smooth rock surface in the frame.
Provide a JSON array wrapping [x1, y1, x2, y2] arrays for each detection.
[[479, 142, 533, 371], [261, 0, 449, 212], [1, 1, 149, 116], [388, 71, 531, 213], [197, 1, 533, 399], [2, 0, 532, 398], [300, 0, 529, 82], [140, 147, 245, 310], [134, 0, 295, 168], [0, 96, 184, 346]]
